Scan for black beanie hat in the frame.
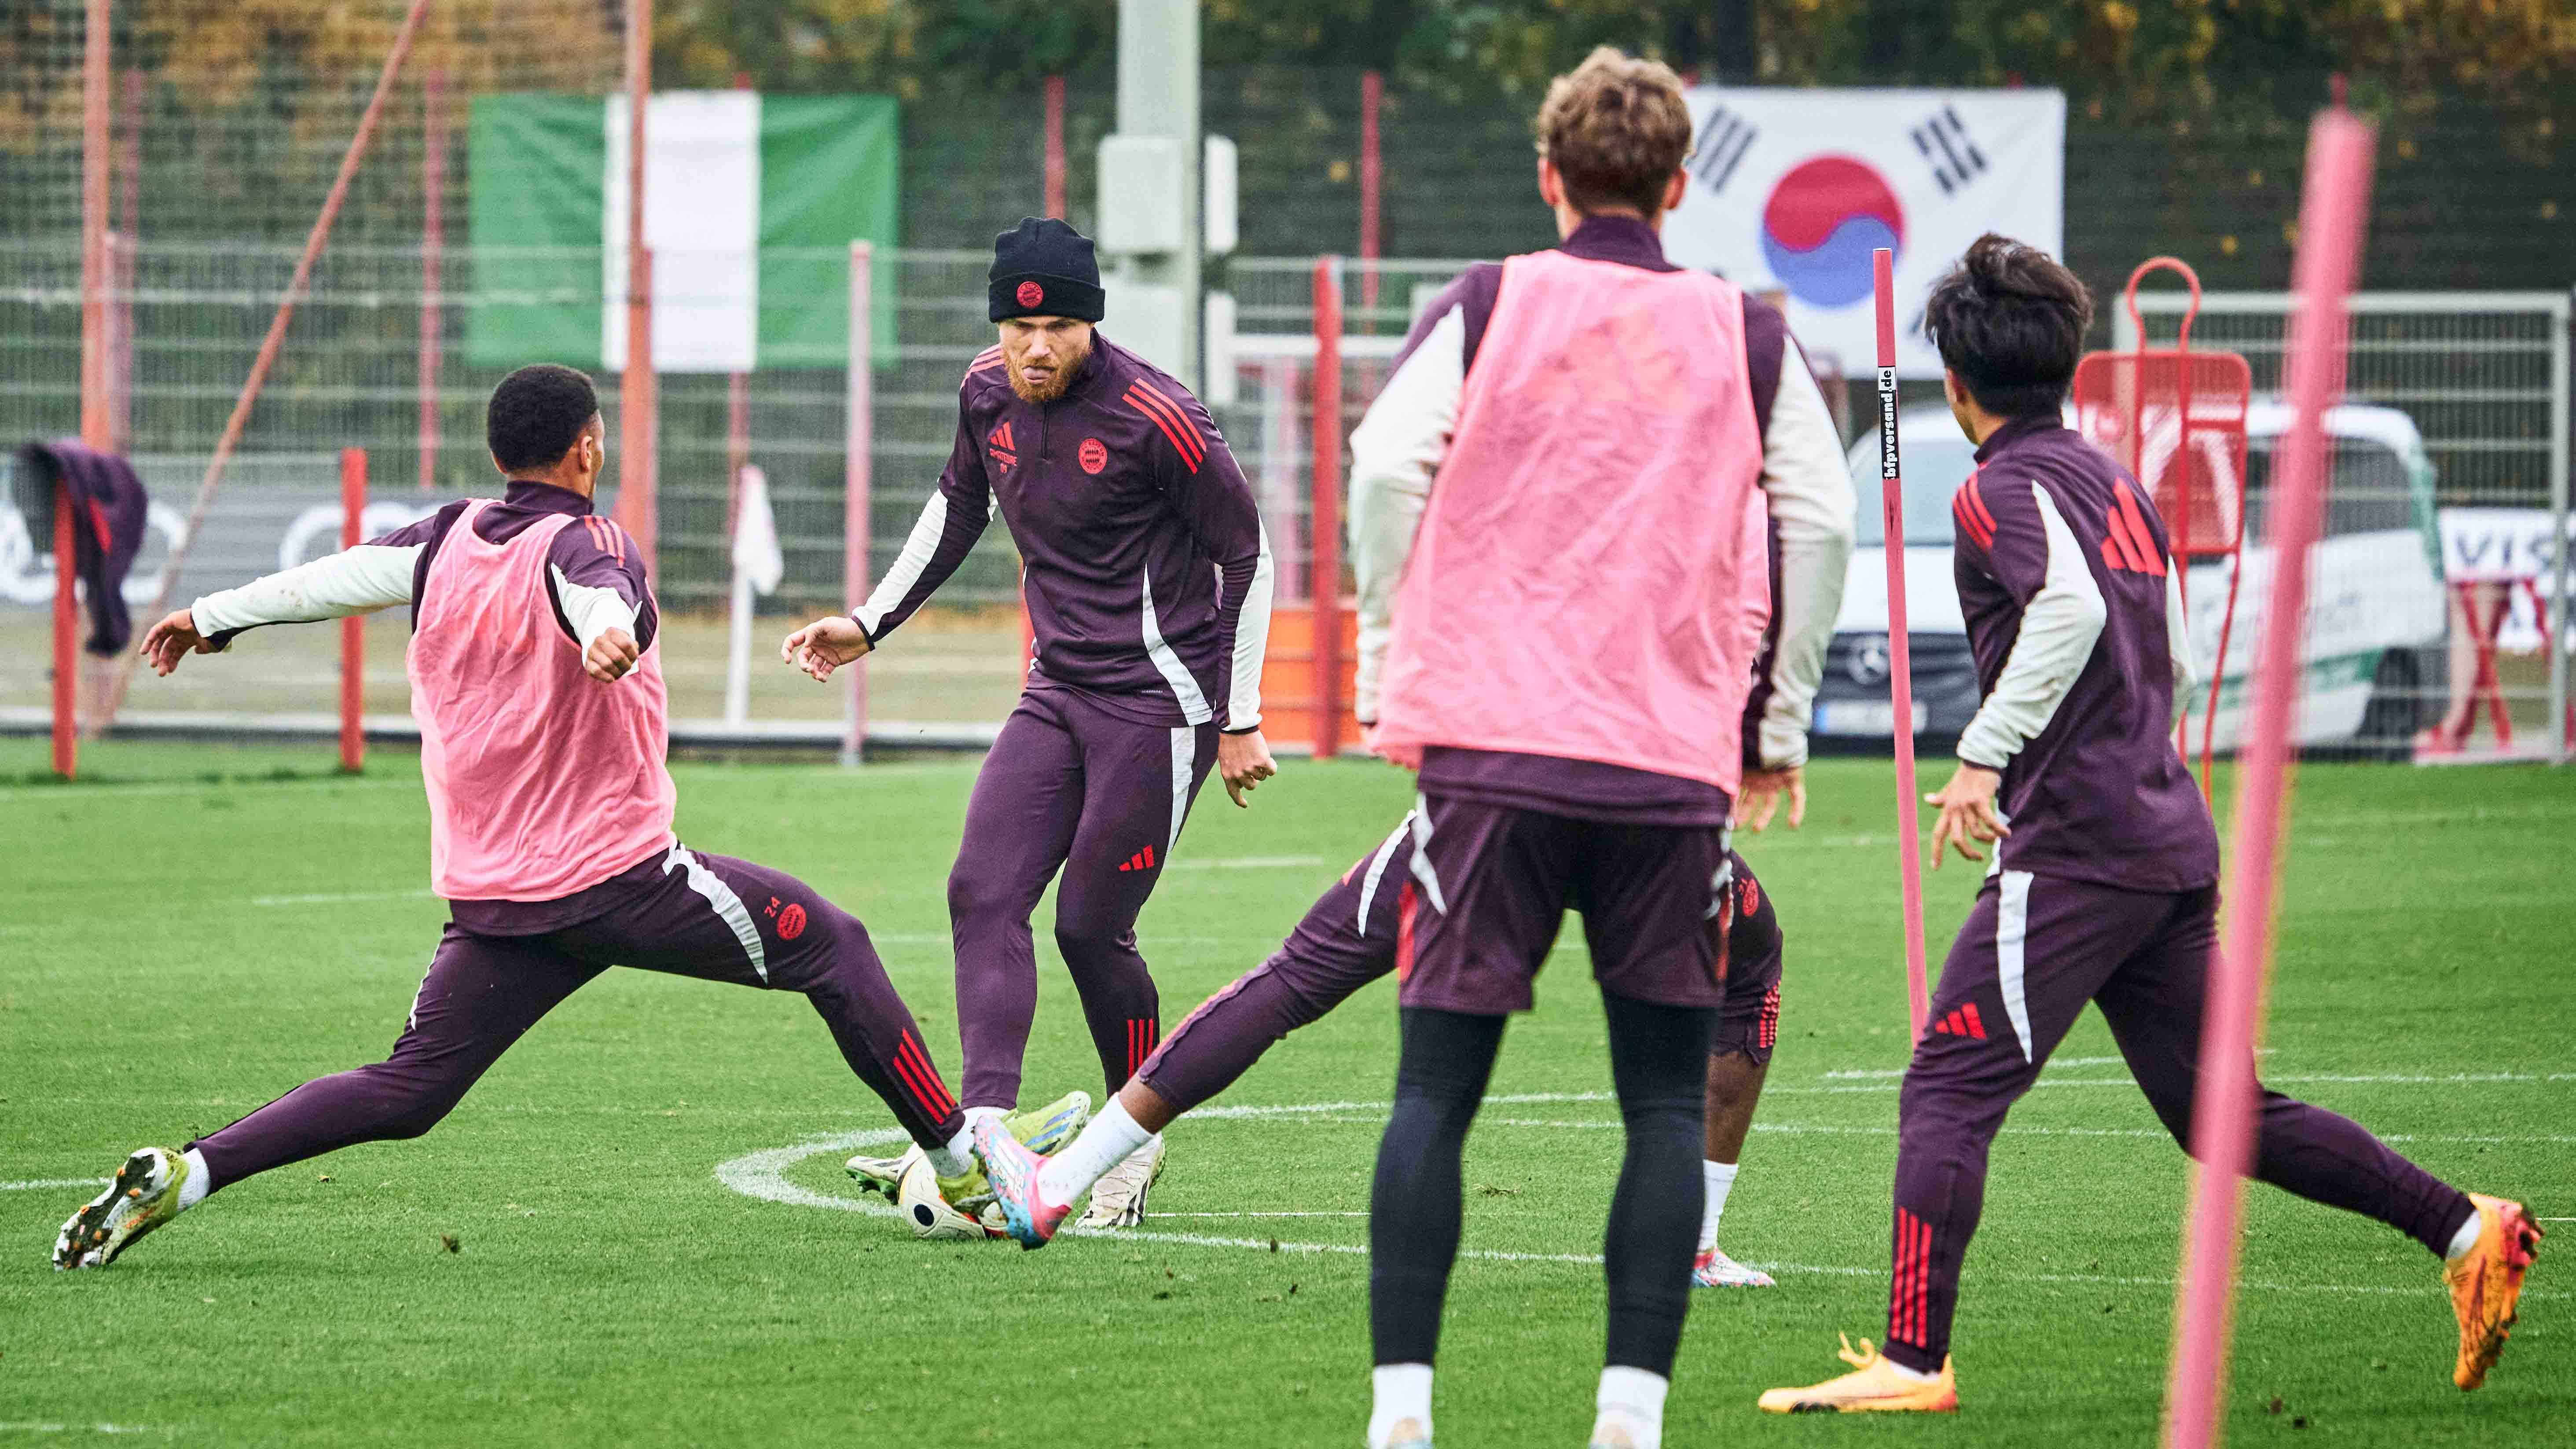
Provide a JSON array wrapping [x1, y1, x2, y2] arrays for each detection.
[[989, 217, 1105, 323]]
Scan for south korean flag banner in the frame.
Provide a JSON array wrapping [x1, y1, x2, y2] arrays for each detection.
[[1663, 88, 2065, 378]]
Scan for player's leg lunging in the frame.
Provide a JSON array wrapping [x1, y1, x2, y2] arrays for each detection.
[[57, 929, 598, 1269], [2094, 887, 2541, 1390]]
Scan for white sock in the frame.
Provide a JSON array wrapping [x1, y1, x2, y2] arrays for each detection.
[[924, 1126, 975, 1179], [1698, 1160, 1738, 1253], [176, 1148, 212, 1211], [963, 1105, 1008, 1129], [1036, 1097, 1152, 1206], [1592, 1366, 1667, 1449], [1368, 1362, 1433, 1448], [1884, 1358, 1938, 1383], [2446, 1208, 2486, 1262]]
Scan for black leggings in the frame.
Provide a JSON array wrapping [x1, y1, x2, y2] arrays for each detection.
[[1369, 993, 1716, 1376]]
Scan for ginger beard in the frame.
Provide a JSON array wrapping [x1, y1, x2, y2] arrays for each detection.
[[1001, 319, 1094, 404]]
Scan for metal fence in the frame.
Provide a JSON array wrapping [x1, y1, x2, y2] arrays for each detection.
[[2122, 292, 2572, 759]]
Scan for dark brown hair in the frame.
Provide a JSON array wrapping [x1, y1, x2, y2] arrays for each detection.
[[1535, 47, 1694, 217], [1922, 234, 2095, 418]]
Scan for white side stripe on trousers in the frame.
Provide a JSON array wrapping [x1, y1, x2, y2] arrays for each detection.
[[1407, 795, 1449, 914], [1996, 869, 2036, 1061], [1167, 728, 1196, 855], [666, 843, 768, 983]]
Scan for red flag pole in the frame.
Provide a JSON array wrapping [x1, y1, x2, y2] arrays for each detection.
[[1310, 256, 1346, 759], [1873, 249, 1931, 1041], [339, 448, 368, 774], [2160, 103, 2375, 1449]]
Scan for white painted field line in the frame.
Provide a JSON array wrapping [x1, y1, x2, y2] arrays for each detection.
[[1155, 1211, 1371, 1219], [713, 1123, 2567, 1299], [0, 1425, 166, 1437], [0, 1178, 107, 1192], [1166, 855, 1328, 872], [250, 888, 436, 907]]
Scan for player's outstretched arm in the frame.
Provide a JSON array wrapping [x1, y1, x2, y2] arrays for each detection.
[[137, 609, 217, 676], [780, 615, 872, 682]]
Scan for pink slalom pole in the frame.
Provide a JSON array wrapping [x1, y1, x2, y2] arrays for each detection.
[[842, 240, 873, 768], [1873, 248, 1931, 1041], [2160, 105, 2375, 1449]]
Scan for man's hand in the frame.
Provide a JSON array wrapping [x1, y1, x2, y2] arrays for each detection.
[[781, 616, 872, 682], [583, 627, 642, 683], [138, 609, 219, 677], [1926, 763, 2009, 870], [1734, 764, 1805, 833], [1217, 729, 1277, 808]]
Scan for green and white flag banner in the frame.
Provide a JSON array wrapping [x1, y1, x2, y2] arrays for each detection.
[[468, 91, 898, 372]]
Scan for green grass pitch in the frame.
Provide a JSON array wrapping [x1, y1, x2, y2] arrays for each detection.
[[2, 738, 2567, 1446]]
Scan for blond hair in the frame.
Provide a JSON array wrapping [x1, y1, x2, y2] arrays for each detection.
[[1535, 47, 1695, 217]]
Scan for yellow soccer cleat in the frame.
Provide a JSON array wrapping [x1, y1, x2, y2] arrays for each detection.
[[2444, 1193, 2542, 1390], [1757, 1334, 1957, 1414]]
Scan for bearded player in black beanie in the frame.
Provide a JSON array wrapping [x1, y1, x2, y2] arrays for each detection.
[[783, 217, 1277, 1233]]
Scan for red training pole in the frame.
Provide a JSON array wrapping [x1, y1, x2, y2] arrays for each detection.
[[52, 496, 78, 775], [62, 0, 110, 775], [420, 67, 446, 492], [2160, 104, 2374, 1449], [1043, 76, 1068, 220], [618, 0, 658, 577], [843, 241, 873, 767], [339, 448, 368, 774], [1358, 72, 1382, 317], [1873, 249, 1931, 1041], [1310, 257, 1346, 759]]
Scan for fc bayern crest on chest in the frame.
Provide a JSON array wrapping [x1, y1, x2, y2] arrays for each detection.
[[1078, 437, 1108, 474]]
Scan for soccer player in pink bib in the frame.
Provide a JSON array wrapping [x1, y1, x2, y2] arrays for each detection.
[[54, 366, 1019, 1272], [1336, 49, 1856, 1449]]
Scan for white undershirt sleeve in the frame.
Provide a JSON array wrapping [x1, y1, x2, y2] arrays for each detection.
[[551, 563, 641, 652], [1754, 352, 1858, 769], [1957, 484, 2109, 770], [1347, 306, 1465, 725], [190, 543, 421, 637], [2164, 564, 2198, 727], [1227, 522, 1276, 730]]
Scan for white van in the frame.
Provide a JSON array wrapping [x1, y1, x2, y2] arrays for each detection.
[[1817, 402, 2447, 756]]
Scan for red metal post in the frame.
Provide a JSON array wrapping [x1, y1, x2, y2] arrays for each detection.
[[1310, 257, 1346, 759], [420, 67, 446, 492], [2160, 105, 2375, 1449], [110, 66, 140, 456], [1358, 72, 1382, 316], [1043, 76, 1068, 219], [62, 0, 111, 774], [339, 448, 368, 773], [1873, 248, 1931, 1041], [618, 0, 658, 574], [843, 241, 873, 766]]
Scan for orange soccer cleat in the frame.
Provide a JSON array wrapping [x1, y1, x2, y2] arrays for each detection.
[[2444, 1193, 2542, 1390], [1757, 1334, 1957, 1414]]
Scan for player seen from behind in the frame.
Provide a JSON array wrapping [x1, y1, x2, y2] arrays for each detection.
[[55, 366, 1084, 1272], [1758, 236, 2541, 1413], [783, 218, 1276, 1231], [979, 818, 1791, 1292], [1339, 48, 1855, 1449]]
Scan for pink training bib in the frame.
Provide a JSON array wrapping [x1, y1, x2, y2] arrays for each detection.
[[407, 501, 676, 901], [1372, 249, 1772, 794]]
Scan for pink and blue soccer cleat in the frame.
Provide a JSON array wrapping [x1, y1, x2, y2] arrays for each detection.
[[972, 1115, 1075, 1250]]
